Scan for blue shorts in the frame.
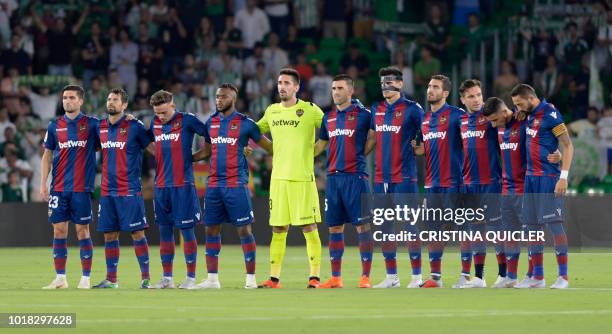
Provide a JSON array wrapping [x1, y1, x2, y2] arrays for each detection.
[[204, 186, 254, 226], [154, 185, 202, 228], [522, 175, 564, 225], [325, 174, 371, 227], [48, 191, 93, 224], [462, 183, 502, 225], [501, 194, 523, 232], [97, 195, 149, 232]]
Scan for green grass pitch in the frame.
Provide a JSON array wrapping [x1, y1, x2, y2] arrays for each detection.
[[1, 246, 611, 333]]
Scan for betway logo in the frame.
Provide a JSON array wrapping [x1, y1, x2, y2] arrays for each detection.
[[328, 128, 355, 138], [101, 141, 126, 150], [211, 137, 238, 145], [422, 131, 447, 141], [155, 133, 180, 142], [526, 127, 538, 138], [375, 124, 401, 134], [272, 119, 300, 127], [461, 130, 485, 139], [499, 142, 518, 151], [58, 140, 87, 149]]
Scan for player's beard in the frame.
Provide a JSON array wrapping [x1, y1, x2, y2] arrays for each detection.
[[217, 104, 231, 113], [333, 96, 348, 106], [524, 101, 536, 114], [106, 107, 120, 115], [427, 95, 442, 104]]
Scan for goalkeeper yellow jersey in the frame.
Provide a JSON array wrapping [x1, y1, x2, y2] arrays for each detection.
[[257, 99, 324, 181]]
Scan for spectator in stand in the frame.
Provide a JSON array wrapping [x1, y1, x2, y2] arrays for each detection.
[[536, 55, 563, 105], [340, 42, 369, 77], [0, 34, 31, 76], [243, 42, 267, 79], [159, 7, 188, 78], [293, 0, 319, 39], [28, 139, 45, 202], [83, 76, 107, 117], [569, 106, 599, 139], [493, 60, 520, 107], [414, 46, 441, 101], [2, 169, 25, 202], [0, 148, 32, 185], [530, 28, 558, 74], [281, 25, 304, 63], [563, 22, 590, 77], [391, 51, 414, 98], [567, 55, 590, 120], [81, 22, 108, 90], [0, 108, 15, 145], [263, 32, 289, 78], [21, 86, 58, 123], [110, 29, 139, 97], [246, 61, 274, 118], [136, 22, 163, 85], [221, 16, 243, 57], [235, 0, 270, 51], [309, 62, 333, 110], [424, 3, 451, 62], [295, 52, 314, 84], [322, 0, 349, 41], [351, 0, 374, 41], [264, 0, 290, 39], [597, 106, 612, 174], [31, 5, 88, 76]]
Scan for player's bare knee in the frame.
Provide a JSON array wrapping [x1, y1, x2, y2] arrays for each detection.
[[131, 230, 145, 240], [104, 232, 119, 242], [329, 225, 344, 233], [272, 226, 289, 233], [206, 225, 222, 236], [75, 224, 90, 240], [53, 222, 69, 238], [301, 224, 317, 233], [356, 223, 371, 233], [237, 224, 253, 238]]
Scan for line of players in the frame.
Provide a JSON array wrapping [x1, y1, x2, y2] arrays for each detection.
[[40, 65, 574, 290], [311, 69, 574, 289]]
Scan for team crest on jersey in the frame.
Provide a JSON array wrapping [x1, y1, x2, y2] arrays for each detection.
[[439, 115, 447, 125], [120, 127, 127, 135], [296, 109, 304, 117], [533, 119, 540, 127], [79, 124, 87, 132], [230, 123, 238, 130], [395, 111, 402, 118], [510, 128, 519, 137], [348, 114, 355, 121], [478, 116, 487, 124]]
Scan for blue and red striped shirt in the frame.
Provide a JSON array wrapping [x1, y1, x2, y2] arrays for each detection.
[[99, 116, 152, 196], [44, 113, 99, 193], [149, 111, 206, 188], [320, 100, 371, 176], [460, 108, 501, 185], [525, 99, 564, 177], [203, 111, 261, 187], [422, 104, 464, 188], [499, 117, 527, 194], [370, 96, 423, 183]]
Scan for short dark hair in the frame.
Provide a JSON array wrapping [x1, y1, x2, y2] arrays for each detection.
[[109, 87, 128, 104], [62, 85, 85, 99], [149, 90, 173, 107], [378, 66, 403, 79], [483, 97, 506, 116], [430, 74, 451, 92], [458, 79, 481, 96], [279, 68, 300, 84], [510, 83, 537, 98], [332, 74, 354, 86], [219, 83, 239, 95]]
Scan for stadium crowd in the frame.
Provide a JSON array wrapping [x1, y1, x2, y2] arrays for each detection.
[[0, 0, 611, 202]]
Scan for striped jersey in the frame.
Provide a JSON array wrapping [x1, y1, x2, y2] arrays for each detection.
[[422, 104, 464, 188], [460, 108, 501, 185], [525, 99, 565, 177], [203, 111, 261, 187], [319, 100, 371, 176], [99, 115, 152, 196], [370, 96, 423, 184], [149, 111, 206, 188], [44, 113, 99, 193]]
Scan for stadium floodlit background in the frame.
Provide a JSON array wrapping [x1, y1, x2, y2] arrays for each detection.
[[0, 0, 611, 333]]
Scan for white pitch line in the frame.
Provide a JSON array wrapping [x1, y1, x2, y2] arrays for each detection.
[[73, 310, 612, 323]]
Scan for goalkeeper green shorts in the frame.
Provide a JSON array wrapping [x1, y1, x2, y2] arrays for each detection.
[[268, 179, 321, 226]]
